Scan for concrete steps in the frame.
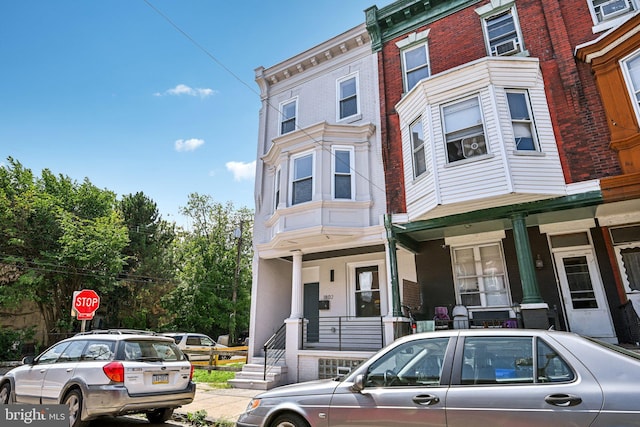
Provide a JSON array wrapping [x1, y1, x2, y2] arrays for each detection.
[[228, 362, 288, 390]]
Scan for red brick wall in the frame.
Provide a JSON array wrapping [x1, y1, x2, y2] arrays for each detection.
[[377, 0, 621, 214]]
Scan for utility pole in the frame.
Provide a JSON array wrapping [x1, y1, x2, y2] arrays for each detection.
[[230, 220, 243, 344]]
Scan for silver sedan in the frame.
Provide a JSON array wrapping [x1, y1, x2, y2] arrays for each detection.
[[237, 329, 640, 427]]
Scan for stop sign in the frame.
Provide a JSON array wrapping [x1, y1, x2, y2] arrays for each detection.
[[73, 289, 100, 319]]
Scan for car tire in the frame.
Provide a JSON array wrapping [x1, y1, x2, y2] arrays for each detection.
[[0, 382, 11, 404], [270, 413, 309, 427], [63, 389, 88, 427], [146, 407, 174, 423]]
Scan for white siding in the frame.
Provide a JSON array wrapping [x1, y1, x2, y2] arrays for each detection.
[[396, 56, 567, 221]]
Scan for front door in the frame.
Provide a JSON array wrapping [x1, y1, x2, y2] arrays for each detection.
[[304, 282, 319, 343], [554, 249, 616, 342]]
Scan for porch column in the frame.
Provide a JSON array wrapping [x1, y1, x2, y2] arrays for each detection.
[[290, 250, 303, 319], [384, 214, 402, 317], [286, 250, 304, 382], [511, 213, 549, 328]]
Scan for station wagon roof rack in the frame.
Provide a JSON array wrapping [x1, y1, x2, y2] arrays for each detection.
[[75, 329, 158, 336]]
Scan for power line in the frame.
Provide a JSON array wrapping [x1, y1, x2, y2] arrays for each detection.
[[142, 0, 387, 196]]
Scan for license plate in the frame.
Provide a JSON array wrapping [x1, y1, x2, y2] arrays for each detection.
[[152, 374, 169, 384]]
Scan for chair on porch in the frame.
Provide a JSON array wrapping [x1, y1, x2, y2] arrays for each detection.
[[434, 306, 450, 329]]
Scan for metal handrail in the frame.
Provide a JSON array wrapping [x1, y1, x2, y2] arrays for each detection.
[[263, 323, 286, 381], [302, 316, 385, 351]]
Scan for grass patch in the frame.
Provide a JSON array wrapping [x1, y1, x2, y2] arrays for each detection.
[[192, 368, 236, 387]]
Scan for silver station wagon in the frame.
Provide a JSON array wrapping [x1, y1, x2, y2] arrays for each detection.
[[237, 329, 640, 427], [0, 330, 195, 427]]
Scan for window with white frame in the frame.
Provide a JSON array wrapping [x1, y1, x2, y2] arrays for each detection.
[[452, 243, 511, 308], [443, 96, 487, 163], [274, 168, 281, 211], [506, 89, 539, 151], [589, 0, 635, 23], [333, 147, 353, 200], [338, 75, 359, 120], [403, 42, 430, 92], [622, 50, 640, 122], [291, 152, 313, 205], [355, 266, 381, 317], [410, 118, 427, 178], [280, 99, 297, 135], [484, 8, 522, 56]]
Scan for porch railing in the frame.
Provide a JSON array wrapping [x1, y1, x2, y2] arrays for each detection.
[[263, 323, 286, 381], [302, 316, 385, 351]]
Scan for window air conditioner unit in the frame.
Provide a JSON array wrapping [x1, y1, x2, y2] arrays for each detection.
[[492, 38, 520, 56], [600, 0, 631, 19]]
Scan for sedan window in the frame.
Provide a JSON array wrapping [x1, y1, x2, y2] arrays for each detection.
[[365, 338, 450, 387], [460, 336, 574, 385]]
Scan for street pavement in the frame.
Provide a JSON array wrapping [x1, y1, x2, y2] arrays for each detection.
[[174, 383, 260, 425]]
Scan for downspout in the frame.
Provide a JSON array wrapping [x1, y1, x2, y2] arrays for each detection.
[[384, 213, 402, 317]]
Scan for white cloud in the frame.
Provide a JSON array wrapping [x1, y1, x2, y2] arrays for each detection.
[[226, 160, 256, 181], [155, 84, 216, 98], [175, 138, 205, 152]]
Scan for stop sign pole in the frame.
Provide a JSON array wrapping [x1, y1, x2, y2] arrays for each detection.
[[72, 289, 100, 332]]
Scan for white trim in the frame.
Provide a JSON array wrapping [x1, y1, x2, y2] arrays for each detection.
[[279, 97, 298, 136], [336, 72, 361, 122], [445, 230, 506, 246], [289, 150, 315, 206], [331, 145, 355, 200], [539, 218, 596, 235], [395, 29, 431, 49]]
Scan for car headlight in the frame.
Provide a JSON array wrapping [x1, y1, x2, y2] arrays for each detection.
[[246, 398, 261, 412]]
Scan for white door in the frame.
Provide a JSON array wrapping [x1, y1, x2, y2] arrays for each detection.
[[554, 249, 617, 342]]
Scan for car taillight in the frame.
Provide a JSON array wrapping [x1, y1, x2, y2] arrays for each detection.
[[189, 363, 194, 380], [103, 361, 124, 383]]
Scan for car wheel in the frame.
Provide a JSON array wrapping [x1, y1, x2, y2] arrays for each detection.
[[63, 389, 87, 427], [270, 413, 309, 427], [146, 408, 174, 423], [0, 382, 11, 404]]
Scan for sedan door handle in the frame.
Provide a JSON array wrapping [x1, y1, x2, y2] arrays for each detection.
[[545, 393, 582, 407], [412, 394, 440, 406]]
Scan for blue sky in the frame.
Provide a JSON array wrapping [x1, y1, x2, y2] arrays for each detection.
[[0, 0, 379, 227]]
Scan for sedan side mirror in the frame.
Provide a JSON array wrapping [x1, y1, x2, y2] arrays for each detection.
[[351, 374, 365, 392], [21, 356, 34, 365]]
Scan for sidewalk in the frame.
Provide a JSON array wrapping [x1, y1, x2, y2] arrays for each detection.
[[174, 383, 261, 424]]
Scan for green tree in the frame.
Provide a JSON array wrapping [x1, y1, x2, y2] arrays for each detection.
[[162, 193, 252, 343], [114, 192, 176, 329], [0, 158, 128, 343]]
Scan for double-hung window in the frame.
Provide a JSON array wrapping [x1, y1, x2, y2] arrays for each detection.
[[622, 50, 640, 121], [452, 243, 510, 308], [291, 152, 313, 205], [280, 99, 297, 135], [443, 96, 487, 163], [590, 0, 634, 23], [403, 43, 430, 92], [506, 89, 538, 151], [273, 168, 281, 211], [338, 75, 359, 120], [333, 147, 353, 200], [484, 8, 522, 56], [410, 118, 427, 178]]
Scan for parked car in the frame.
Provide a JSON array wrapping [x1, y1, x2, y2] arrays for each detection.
[[162, 332, 229, 361], [0, 330, 195, 427], [236, 329, 640, 427]]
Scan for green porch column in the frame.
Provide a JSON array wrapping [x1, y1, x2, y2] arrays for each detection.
[[384, 214, 402, 317], [511, 213, 543, 304]]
